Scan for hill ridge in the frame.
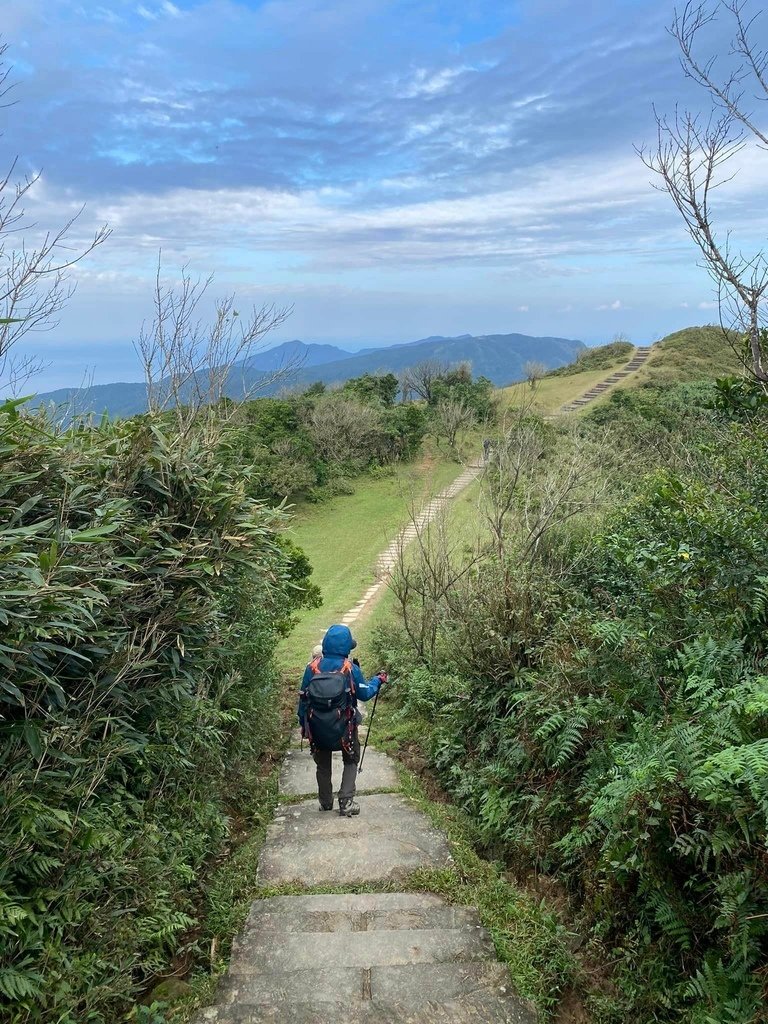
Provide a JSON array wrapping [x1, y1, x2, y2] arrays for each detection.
[[32, 331, 585, 419]]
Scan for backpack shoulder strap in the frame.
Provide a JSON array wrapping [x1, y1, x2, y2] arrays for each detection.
[[342, 658, 356, 696], [309, 656, 322, 675]]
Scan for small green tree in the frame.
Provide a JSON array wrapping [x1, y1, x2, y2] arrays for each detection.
[[342, 372, 399, 407]]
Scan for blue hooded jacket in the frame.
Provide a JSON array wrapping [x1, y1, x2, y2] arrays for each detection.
[[298, 624, 381, 727]]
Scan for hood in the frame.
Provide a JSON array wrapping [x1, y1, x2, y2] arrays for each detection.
[[322, 624, 357, 657]]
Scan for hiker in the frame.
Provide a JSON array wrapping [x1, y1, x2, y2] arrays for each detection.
[[482, 437, 493, 462], [298, 624, 387, 817]]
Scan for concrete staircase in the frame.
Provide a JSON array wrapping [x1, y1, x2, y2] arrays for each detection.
[[558, 345, 653, 413], [195, 893, 532, 1023], [193, 718, 534, 1023]]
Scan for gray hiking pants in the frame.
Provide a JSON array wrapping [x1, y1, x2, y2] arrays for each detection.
[[313, 731, 360, 807]]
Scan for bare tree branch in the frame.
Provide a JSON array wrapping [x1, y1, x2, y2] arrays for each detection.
[[135, 258, 294, 441], [639, 2, 768, 384], [404, 359, 451, 403], [0, 44, 110, 391], [672, 0, 768, 147]]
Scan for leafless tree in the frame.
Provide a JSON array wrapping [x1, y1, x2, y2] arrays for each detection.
[[432, 396, 475, 451], [136, 260, 293, 439], [397, 367, 414, 403], [387, 503, 483, 664], [638, 1, 768, 385], [306, 394, 384, 468], [523, 359, 548, 387], [404, 358, 451, 403], [0, 44, 110, 394], [480, 399, 610, 565]]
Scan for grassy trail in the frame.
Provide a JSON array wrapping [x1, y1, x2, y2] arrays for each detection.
[[277, 453, 464, 672]]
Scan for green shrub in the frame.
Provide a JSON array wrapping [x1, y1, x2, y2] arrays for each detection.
[[342, 372, 399, 407], [0, 399, 316, 1022], [376, 402, 768, 1021]]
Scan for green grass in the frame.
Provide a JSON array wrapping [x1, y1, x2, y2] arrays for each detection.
[[633, 324, 741, 383], [548, 339, 634, 376], [499, 357, 634, 416], [499, 327, 744, 423], [277, 454, 465, 672]]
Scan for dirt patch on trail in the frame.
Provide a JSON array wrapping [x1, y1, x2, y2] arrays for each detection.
[[555, 988, 591, 1024]]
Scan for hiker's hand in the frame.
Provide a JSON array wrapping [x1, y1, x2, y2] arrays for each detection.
[[377, 671, 389, 685]]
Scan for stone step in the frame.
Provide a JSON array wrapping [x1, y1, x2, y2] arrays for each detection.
[[246, 892, 447, 917], [256, 794, 452, 886], [215, 961, 512, 1010], [195, 988, 534, 1023], [228, 925, 493, 974], [240, 904, 480, 937]]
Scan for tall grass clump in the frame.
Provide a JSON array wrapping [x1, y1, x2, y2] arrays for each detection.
[[0, 398, 315, 1023]]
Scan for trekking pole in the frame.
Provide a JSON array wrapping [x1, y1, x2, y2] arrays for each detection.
[[358, 674, 386, 774]]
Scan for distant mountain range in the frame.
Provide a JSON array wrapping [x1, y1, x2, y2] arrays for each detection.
[[32, 332, 585, 419]]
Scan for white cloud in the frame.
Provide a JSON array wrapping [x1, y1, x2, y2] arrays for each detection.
[[698, 300, 718, 310], [597, 299, 625, 310], [22, 136, 768, 286], [137, 1, 181, 20], [396, 65, 474, 98], [517, 304, 529, 312]]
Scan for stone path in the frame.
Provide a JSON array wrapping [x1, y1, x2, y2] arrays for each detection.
[[193, 462, 537, 1023], [200, 893, 533, 1023], [558, 345, 653, 413], [195, 740, 535, 1023], [339, 463, 482, 630]]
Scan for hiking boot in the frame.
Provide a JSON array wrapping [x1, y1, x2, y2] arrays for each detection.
[[338, 799, 360, 817], [319, 800, 334, 811]]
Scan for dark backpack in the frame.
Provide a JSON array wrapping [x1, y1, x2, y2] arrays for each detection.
[[301, 657, 356, 752]]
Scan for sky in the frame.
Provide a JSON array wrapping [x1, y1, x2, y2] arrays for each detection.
[[2, 0, 767, 390]]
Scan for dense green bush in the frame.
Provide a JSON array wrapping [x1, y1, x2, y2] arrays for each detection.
[[375, 389, 768, 1022], [342, 372, 399, 407], [0, 399, 316, 1022], [430, 364, 495, 420], [225, 383, 429, 503]]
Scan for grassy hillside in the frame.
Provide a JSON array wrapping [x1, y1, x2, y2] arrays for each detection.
[[499, 348, 633, 415], [546, 338, 633, 376], [636, 325, 742, 383]]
